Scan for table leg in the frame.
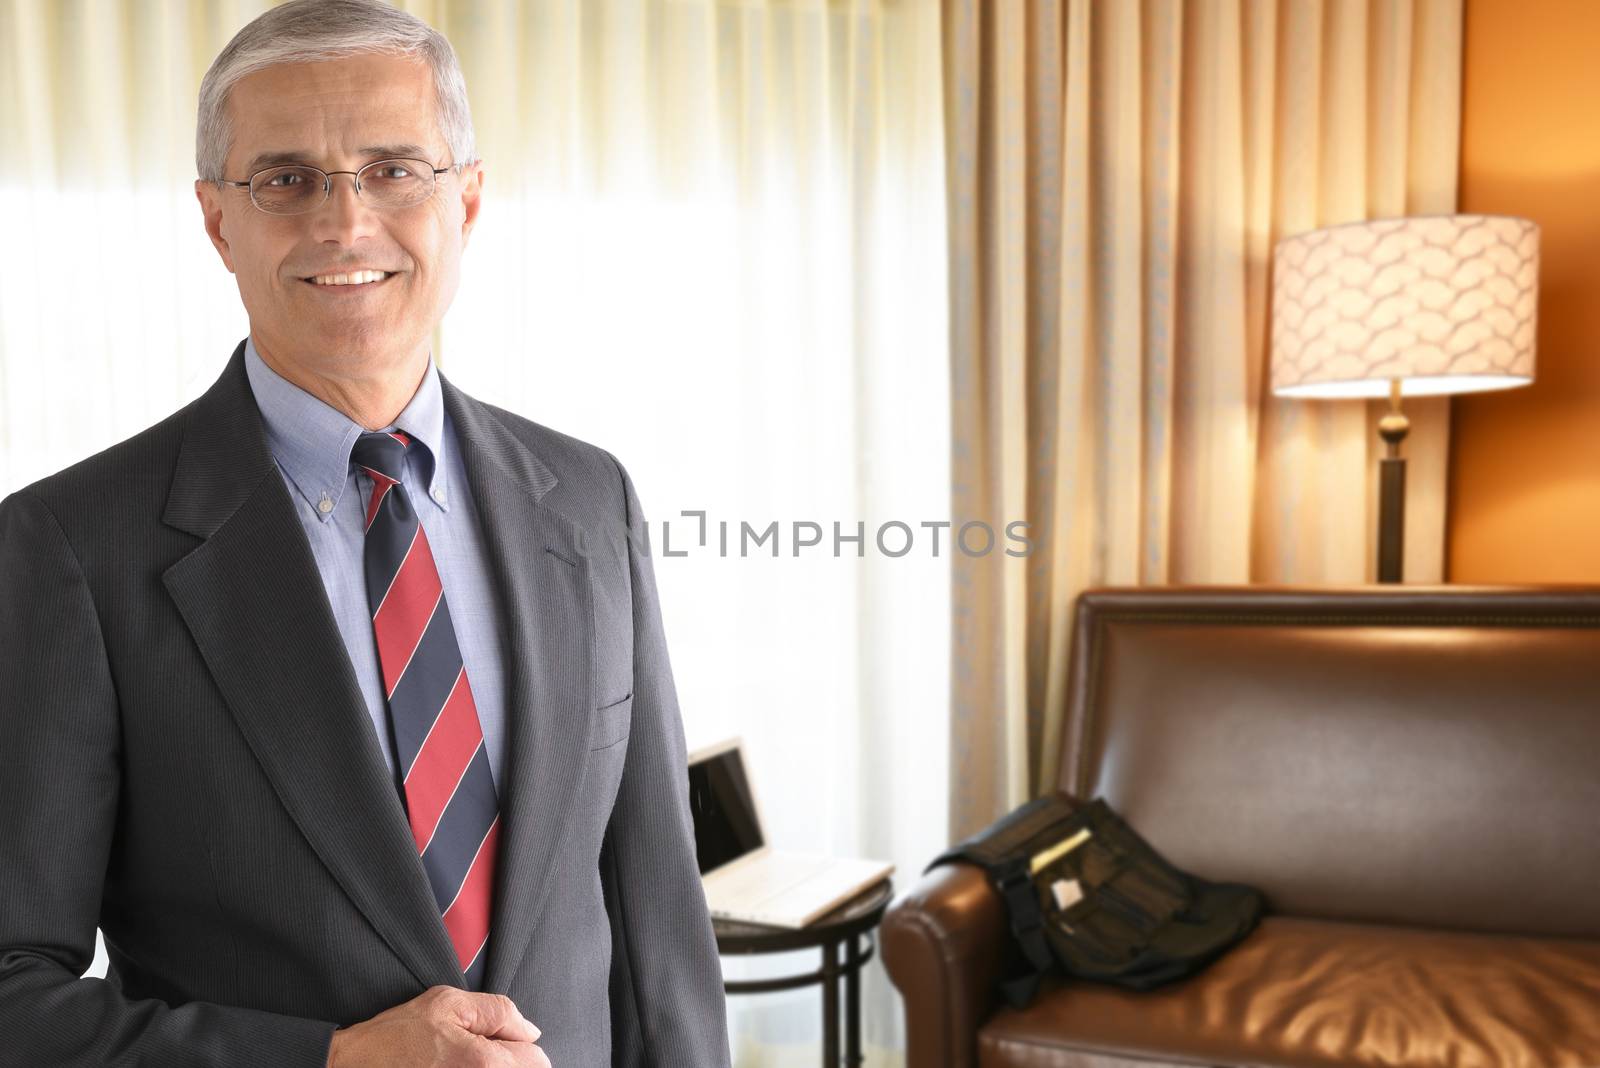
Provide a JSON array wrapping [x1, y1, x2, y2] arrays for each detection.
[[845, 933, 863, 1066], [822, 938, 840, 1067]]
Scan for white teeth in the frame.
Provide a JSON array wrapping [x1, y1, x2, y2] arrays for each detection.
[[310, 270, 389, 286]]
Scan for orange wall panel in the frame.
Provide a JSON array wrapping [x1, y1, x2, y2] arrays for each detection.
[[1450, 0, 1600, 581]]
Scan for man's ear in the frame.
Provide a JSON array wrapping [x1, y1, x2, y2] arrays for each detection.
[[194, 180, 237, 274], [459, 162, 484, 249]]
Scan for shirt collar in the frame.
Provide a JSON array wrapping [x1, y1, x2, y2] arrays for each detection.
[[243, 335, 451, 522]]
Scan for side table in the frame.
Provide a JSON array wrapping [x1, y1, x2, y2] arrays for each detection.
[[713, 878, 894, 1068]]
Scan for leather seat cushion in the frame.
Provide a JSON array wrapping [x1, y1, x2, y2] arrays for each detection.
[[976, 916, 1600, 1068]]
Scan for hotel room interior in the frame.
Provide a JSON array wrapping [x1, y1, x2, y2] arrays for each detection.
[[1, 0, 1596, 1065]]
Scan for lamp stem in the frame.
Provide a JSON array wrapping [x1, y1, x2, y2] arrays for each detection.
[[1376, 378, 1410, 583]]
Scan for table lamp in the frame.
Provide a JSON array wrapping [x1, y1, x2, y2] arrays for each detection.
[[1270, 214, 1539, 583]]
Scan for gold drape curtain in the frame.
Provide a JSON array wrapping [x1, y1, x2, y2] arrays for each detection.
[[945, 0, 1464, 838]]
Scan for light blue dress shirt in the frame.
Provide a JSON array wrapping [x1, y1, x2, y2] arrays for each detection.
[[243, 336, 508, 797]]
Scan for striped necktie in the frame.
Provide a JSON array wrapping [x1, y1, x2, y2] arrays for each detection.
[[351, 428, 500, 990]]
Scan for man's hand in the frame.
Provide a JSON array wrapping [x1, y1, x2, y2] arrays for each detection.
[[325, 985, 551, 1067]]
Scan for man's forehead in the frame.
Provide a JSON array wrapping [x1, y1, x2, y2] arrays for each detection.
[[225, 54, 444, 171], [240, 142, 435, 174]]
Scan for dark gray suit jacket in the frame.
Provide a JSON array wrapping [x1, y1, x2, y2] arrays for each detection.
[[0, 341, 732, 1067]]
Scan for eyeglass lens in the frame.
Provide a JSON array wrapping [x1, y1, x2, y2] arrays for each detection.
[[249, 159, 435, 215]]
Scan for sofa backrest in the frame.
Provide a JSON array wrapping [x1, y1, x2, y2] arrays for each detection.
[[1056, 587, 1600, 939]]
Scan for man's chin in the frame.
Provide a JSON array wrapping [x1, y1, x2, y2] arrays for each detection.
[[288, 326, 423, 365]]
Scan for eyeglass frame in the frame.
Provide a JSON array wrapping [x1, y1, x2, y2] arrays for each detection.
[[209, 157, 473, 215]]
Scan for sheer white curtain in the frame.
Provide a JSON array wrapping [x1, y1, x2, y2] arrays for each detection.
[[0, 1, 949, 1063], [438, 3, 948, 1061], [0, 0, 248, 492]]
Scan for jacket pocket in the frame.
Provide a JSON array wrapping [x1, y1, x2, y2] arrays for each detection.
[[590, 692, 633, 750]]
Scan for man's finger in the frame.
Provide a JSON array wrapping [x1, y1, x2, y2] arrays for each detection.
[[460, 993, 541, 1042]]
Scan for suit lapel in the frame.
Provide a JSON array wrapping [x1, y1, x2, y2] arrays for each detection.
[[439, 376, 595, 995], [162, 340, 466, 989], [161, 340, 597, 997]]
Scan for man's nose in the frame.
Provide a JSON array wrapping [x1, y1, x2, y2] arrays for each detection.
[[309, 172, 379, 244]]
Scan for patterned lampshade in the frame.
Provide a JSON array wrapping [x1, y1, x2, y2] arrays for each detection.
[[1271, 214, 1539, 399]]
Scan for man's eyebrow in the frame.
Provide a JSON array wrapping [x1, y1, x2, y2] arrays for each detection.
[[242, 144, 433, 173]]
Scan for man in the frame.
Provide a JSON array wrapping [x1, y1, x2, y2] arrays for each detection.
[[0, 2, 732, 1065]]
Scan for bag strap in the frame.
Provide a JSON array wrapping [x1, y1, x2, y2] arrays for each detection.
[[992, 859, 1054, 1009], [925, 794, 1087, 1008]]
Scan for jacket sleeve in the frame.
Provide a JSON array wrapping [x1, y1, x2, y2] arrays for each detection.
[[0, 490, 338, 1068], [599, 459, 733, 1067]]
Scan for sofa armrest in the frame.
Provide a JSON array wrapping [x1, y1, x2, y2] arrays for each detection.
[[881, 863, 1006, 1068]]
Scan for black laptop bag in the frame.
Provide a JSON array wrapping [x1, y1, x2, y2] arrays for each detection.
[[927, 794, 1265, 1008]]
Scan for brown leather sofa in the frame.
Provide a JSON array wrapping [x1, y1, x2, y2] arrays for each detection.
[[883, 587, 1600, 1068]]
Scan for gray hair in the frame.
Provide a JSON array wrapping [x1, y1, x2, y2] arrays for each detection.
[[196, 0, 476, 181]]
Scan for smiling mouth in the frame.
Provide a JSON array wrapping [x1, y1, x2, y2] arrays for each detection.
[[302, 269, 398, 288]]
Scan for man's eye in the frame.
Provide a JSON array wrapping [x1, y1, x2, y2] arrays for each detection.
[[372, 164, 413, 179], [265, 172, 305, 187]]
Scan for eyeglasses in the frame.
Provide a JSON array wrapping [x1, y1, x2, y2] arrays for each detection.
[[213, 158, 468, 216]]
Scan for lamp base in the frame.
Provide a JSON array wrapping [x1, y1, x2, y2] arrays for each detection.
[[1376, 379, 1409, 584], [1378, 455, 1405, 583]]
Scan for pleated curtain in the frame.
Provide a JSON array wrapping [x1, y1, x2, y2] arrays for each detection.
[[945, 0, 1464, 838]]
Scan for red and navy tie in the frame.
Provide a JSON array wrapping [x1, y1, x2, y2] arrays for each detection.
[[352, 429, 500, 990]]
